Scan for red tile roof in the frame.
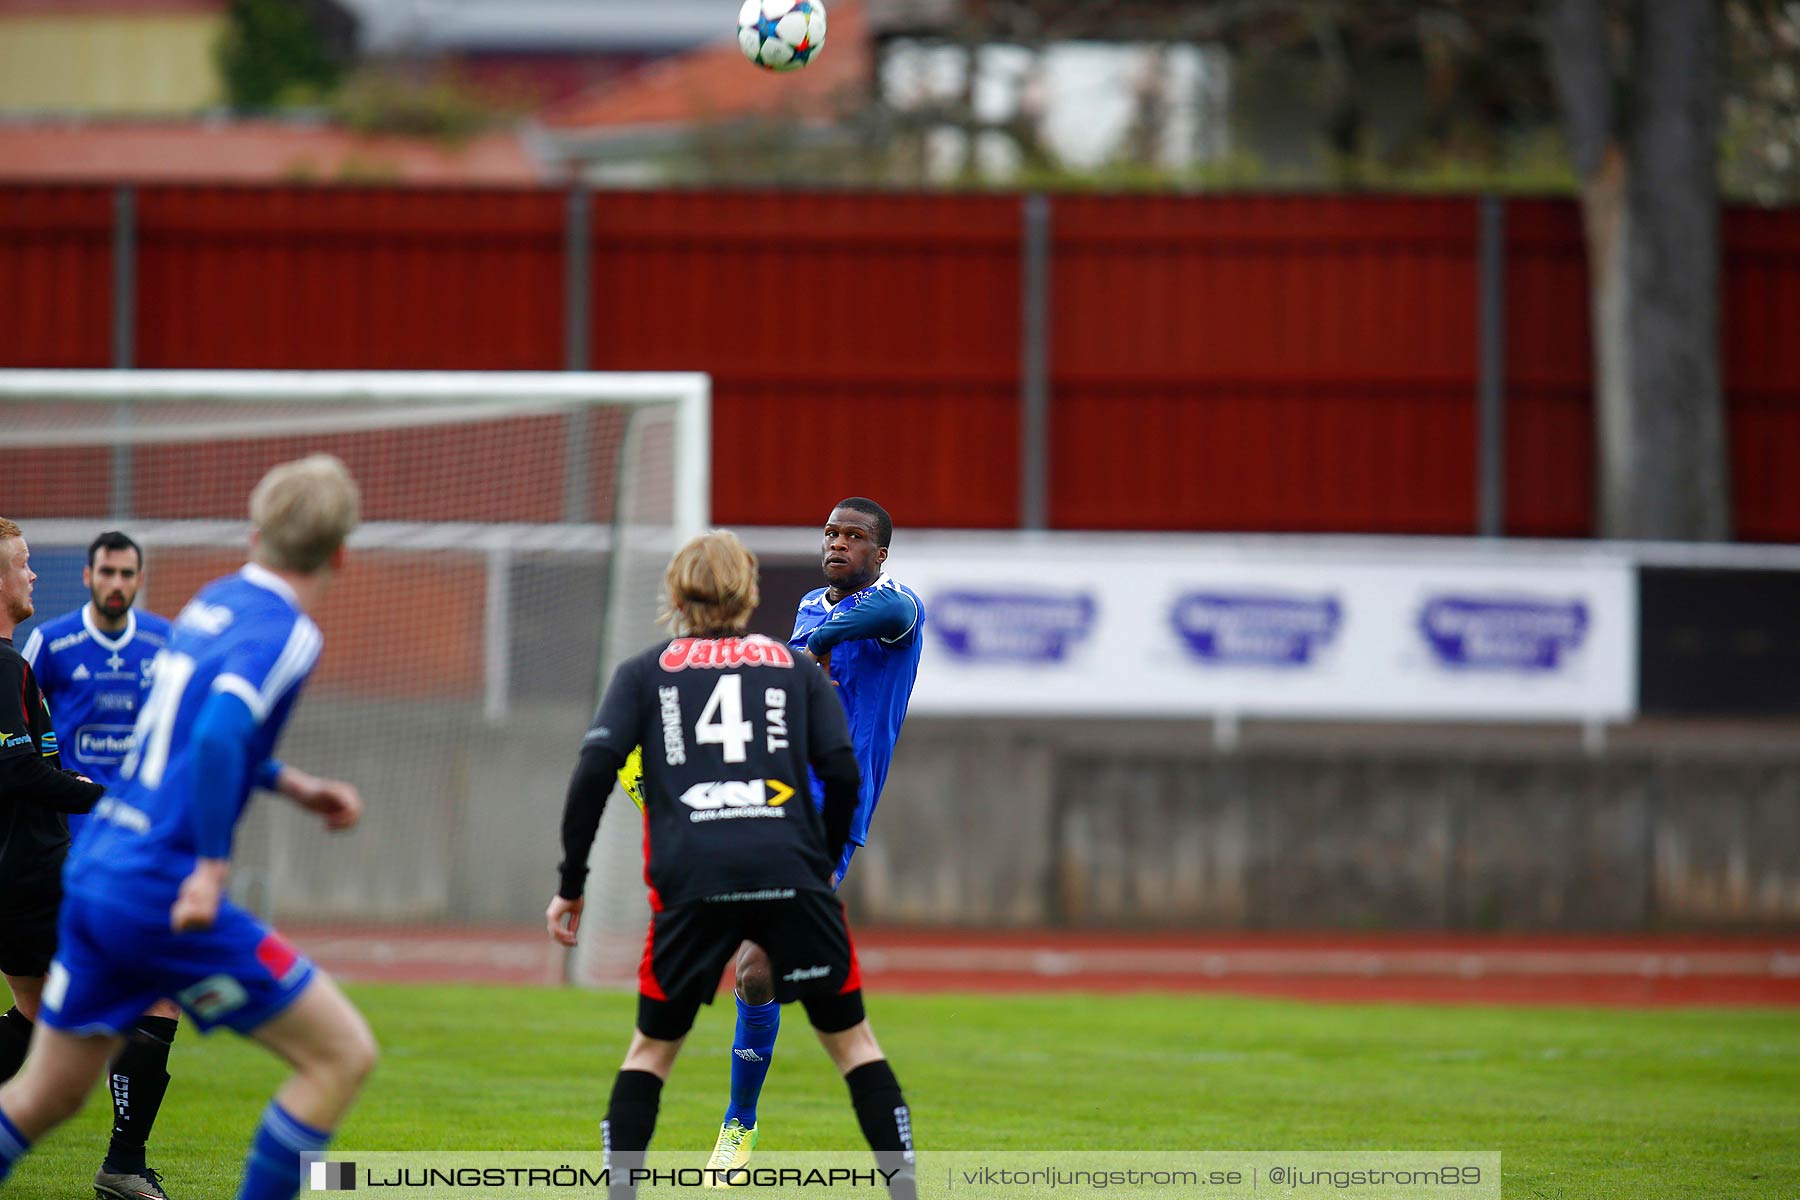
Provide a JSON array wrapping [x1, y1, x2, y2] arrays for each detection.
[[542, 0, 869, 132], [0, 119, 546, 185]]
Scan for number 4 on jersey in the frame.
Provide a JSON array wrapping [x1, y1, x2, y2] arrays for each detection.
[[695, 674, 754, 763]]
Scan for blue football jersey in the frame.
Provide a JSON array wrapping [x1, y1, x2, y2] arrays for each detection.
[[22, 606, 171, 809], [68, 564, 321, 908], [789, 574, 924, 853]]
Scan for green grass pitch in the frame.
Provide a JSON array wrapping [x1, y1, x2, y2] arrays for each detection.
[[8, 984, 1798, 1198]]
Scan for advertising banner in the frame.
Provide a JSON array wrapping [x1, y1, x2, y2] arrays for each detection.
[[894, 546, 1635, 721]]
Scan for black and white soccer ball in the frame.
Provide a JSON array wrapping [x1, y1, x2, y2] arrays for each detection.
[[738, 0, 827, 73]]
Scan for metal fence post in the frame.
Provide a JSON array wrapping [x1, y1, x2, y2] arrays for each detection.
[[111, 185, 136, 519], [563, 183, 593, 523], [1019, 192, 1052, 531], [1477, 194, 1507, 538]]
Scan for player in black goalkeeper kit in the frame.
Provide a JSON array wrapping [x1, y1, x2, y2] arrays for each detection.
[[546, 531, 916, 1200]]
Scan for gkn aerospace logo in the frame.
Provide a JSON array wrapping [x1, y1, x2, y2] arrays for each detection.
[[679, 778, 796, 824]]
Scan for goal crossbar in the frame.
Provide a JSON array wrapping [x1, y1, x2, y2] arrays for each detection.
[[0, 369, 713, 542]]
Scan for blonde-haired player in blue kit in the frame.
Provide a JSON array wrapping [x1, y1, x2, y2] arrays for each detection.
[[0, 456, 375, 1200], [705, 497, 925, 1178]]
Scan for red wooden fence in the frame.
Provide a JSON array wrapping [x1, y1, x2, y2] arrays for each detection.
[[1, 185, 1795, 540]]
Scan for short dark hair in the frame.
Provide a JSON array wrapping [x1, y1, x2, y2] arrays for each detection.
[[833, 497, 892, 548], [87, 531, 142, 569]]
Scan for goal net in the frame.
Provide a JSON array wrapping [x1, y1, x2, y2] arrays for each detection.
[[0, 370, 708, 989]]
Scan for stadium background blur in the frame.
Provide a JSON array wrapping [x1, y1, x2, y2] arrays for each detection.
[[1, 0, 1797, 969]]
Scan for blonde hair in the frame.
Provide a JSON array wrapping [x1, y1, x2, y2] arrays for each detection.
[[662, 530, 760, 636], [249, 455, 361, 573], [0, 518, 20, 543]]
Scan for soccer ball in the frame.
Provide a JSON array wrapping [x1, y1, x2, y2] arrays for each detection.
[[738, 0, 826, 73]]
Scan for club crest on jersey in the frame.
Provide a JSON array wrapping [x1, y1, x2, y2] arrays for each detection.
[[660, 636, 794, 672]]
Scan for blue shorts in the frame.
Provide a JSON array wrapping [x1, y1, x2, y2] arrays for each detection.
[[40, 892, 316, 1037]]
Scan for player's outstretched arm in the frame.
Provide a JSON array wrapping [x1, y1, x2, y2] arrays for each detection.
[[0, 656, 104, 812], [187, 688, 258, 853], [547, 741, 627, 945], [169, 688, 262, 931], [0, 753, 104, 813], [548, 658, 641, 943], [804, 587, 919, 656], [269, 763, 362, 831]]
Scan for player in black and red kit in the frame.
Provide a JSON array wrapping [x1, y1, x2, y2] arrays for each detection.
[[546, 530, 916, 1200], [0, 519, 106, 1078]]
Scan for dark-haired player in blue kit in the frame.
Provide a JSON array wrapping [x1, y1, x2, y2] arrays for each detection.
[[0, 456, 376, 1200], [19, 530, 182, 1199], [706, 497, 924, 1179]]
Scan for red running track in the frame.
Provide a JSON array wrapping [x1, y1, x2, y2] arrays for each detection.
[[286, 926, 1800, 1008]]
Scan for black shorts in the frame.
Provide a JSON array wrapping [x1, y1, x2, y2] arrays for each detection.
[[0, 891, 61, 979], [636, 888, 864, 1041]]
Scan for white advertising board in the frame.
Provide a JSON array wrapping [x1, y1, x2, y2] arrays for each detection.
[[892, 545, 1636, 722]]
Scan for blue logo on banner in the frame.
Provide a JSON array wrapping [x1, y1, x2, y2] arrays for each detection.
[[932, 591, 1096, 663], [1170, 591, 1342, 667], [1418, 595, 1589, 671]]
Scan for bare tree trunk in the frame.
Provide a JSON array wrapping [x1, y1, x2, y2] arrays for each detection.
[[1547, 0, 1729, 540], [1583, 149, 1637, 537], [1625, 0, 1728, 539]]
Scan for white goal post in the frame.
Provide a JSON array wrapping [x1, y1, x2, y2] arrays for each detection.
[[0, 369, 710, 989]]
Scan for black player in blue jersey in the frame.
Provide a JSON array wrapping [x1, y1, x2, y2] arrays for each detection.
[[547, 530, 917, 1200], [710, 498, 924, 1175]]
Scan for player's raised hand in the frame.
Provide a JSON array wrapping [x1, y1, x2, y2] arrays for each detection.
[[171, 860, 228, 932], [276, 766, 363, 831], [546, 895, 584, 946]]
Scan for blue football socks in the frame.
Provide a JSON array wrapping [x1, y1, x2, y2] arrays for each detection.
[[723, 995, 781, 1129], [0, 1106, 31, 1184], [238, 1101, 331, 1200]]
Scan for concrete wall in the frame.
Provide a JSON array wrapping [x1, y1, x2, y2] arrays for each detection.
[[843, 718, 1800, 931], [237, 704, 1800, 933]]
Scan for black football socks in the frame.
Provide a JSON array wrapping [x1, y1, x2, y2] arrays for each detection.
[[0, 1008, 31, 1083], [103, 1015, 178, 1176], [847, 1059, 917, 1200], [602, 1069, 663, 1200]]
